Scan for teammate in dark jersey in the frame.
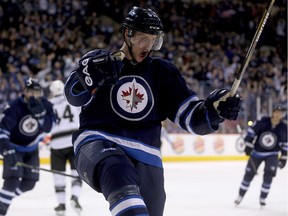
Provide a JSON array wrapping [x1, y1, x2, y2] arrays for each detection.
[[234, 105, 287, 207], [64, 6, 242, 216], [0, 78, 57, 216]]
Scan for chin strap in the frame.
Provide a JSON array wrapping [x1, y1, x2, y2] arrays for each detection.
[[124, 39, 138, 65]]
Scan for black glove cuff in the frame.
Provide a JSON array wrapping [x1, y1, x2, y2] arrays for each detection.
[[217, 96, 242, 120], [206, 105, 224, 128], [244, 146, 253, 155]]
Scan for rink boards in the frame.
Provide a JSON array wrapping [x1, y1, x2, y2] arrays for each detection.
[[39, 134, 248, 164]]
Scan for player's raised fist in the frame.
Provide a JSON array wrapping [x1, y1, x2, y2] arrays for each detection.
[[76, 51, 125, 95]]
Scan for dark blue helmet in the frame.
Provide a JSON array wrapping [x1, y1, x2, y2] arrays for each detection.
[[273, 104, 286, 112], [25, 77, 42, 90], [122, 6, 163, 35]]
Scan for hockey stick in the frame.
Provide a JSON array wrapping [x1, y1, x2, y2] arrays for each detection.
[[15, 162, 81, 179], [229, 0, 275, 96], [0, 158, 80, 179], [248, 157, 258, 175]]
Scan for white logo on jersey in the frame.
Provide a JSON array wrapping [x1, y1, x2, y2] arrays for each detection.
[[19, 115, 39, 136], [259, 131, 277, 150], [111, 76, 154, 121], [118, 78, 147, 113]]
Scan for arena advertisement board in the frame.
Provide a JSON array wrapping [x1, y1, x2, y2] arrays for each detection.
[[39, 134, 247, 163], [161, 134, 246, 161]]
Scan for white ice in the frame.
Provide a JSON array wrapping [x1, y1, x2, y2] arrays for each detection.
[[1, 161, 287, 216]]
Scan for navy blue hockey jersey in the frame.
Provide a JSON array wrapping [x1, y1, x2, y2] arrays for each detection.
[[245, 116, 288, 157], [0, 96, 56, 153], [65, 49, 223, 168]]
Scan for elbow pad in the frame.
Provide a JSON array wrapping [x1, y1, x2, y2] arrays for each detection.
[[64, 73, 92, 107]]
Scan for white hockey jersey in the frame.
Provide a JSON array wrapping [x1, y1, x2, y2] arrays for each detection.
[[49, 94, 80, 150]]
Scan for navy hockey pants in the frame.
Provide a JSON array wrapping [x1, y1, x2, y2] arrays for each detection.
[[0, 150, 39, 215], [75, 140, 166, 216]]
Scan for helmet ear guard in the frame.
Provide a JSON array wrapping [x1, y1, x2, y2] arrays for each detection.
[[127, 29, 134, 38]]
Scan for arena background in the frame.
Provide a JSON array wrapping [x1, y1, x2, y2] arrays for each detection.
[[0, 0, 287, 162], [0, 1, 287, 216]]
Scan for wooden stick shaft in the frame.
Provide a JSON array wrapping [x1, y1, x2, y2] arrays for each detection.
[[230, 0, 275, 96]]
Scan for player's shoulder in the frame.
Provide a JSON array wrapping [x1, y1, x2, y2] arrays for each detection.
[[8, 97, 25, 111], [49, 95, 66, 104], [149, 56, 179, 73], [3, 97, 27, 117], [150, 56, 176, 66], [279, 120, 287, 129], [260, 116, 270, 122], [41, 97, 54, 109]]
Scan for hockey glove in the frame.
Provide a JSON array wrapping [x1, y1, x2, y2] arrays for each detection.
[[205, 89, 242, 121], [76, 50, 124, 95], [278, 155, 287, 169], [244, 144, 253, 156], [27, 96, 46, 118], [3, 149, 17, 169]]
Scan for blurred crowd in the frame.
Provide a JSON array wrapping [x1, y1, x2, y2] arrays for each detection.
[[0, 0, 287, 132]]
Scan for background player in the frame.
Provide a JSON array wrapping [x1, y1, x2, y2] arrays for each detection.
[[64, 6, 242, 216], [0, 78, 56, 216], [234, 104, 287, 207], [48, 80, 82, 216]]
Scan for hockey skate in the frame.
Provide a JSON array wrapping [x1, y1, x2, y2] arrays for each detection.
[[54, 204, 65, 216], [234, 195, 243, 206], [260, 198, 266, 207], [0, 202, 8, 216], [71, 195, 82, 215]]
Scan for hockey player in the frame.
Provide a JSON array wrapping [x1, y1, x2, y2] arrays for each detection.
[[234, 104, 287, 207], [0, 78, 57, 216], [48, 80, 83, 216], [64, 6, 242, 216]]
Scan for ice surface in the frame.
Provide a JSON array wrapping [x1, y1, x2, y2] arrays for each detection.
[[1, 161, 287, 216]]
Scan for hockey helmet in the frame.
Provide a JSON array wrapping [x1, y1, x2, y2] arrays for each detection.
[[25, 77, 43, 98], [273, 104, 286, 112], [122, 6, 163, 35], [49, 80, 64, 97], [25, 77, 42, 90], [122, 6, 164, 50]]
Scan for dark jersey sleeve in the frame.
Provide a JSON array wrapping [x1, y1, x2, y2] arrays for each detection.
[[151, 58, 223, 135], [65, 70, 92, 107], [0, 107, 17, 152], [244, 119, 260, 143], [65, 49, 110, 107]]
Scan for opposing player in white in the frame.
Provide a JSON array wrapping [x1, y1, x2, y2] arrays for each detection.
[[49, 80, 82, 216]]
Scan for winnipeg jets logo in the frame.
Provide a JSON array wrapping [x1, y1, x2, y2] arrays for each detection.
[[111, 76, 154, 121], [121, 79, 144, 111], [19, 115, 39, 136], [259, 131, 277, 150]]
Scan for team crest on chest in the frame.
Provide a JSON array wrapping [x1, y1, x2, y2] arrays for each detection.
[[110, 76, 154, 121], [19, 115, 39, 136], [259, 131, 277, 150]]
